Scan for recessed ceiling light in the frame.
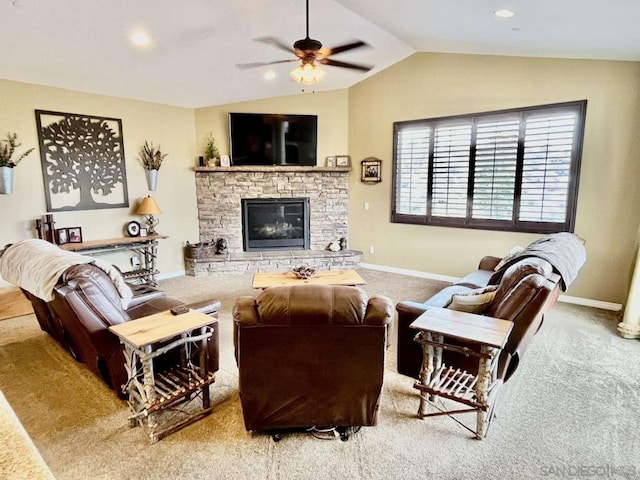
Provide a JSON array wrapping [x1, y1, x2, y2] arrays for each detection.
[[130, 31, 151, 47], [263, 70, 276, 80], [494, 9, 514, 18]]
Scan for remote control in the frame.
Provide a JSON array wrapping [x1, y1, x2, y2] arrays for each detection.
[[170, 305, 189, 315]]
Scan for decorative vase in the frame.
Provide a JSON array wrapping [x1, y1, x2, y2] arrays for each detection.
[[145, 169, 158, 191], [0, 166, 14, 195]]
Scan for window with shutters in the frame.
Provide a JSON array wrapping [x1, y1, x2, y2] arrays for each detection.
[[391, 100, 586, 233]]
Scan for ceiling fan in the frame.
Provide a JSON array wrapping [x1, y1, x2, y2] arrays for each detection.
[[236, 0, 373, 85]]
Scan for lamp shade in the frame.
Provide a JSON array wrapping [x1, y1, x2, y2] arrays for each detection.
[[136, 196, 161, 215]]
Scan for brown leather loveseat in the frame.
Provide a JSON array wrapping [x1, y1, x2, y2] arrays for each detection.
[[397, 232, 587, 386], [233, 284, 393, 440], [0, 241, 222, 398], [25, 264, 221, 398]]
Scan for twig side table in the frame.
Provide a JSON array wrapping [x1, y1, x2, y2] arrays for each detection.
[[410, 307, 513, 439], [110, 309, 216, 443]]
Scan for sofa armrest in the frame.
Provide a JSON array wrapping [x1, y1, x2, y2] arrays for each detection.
[[364, 295, 393, 326], [127, 285, 166, 308], [478, 255, 501, 271]]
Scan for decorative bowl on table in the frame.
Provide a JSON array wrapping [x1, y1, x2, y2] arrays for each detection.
[[291, 265, 317, 279]]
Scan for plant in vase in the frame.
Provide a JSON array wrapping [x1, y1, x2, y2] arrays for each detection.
[[204, 132, 220, 167], [0, 132, 35, 195], [139, 141, 167, 191]]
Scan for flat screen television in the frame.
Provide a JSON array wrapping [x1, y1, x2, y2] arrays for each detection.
[[229, 113, 317, 166]]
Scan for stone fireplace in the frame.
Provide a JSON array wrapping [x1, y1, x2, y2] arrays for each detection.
[[188, 166, 361, 275]]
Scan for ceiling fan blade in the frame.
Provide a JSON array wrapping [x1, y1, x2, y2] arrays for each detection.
[[254, 36, 295, 54], [319, 58, 373, 72], [324, 40, 369, 56], [236, 59, 298, 69]]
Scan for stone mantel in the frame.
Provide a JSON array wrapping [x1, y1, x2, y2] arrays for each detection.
[[194, 166, 351, 173]]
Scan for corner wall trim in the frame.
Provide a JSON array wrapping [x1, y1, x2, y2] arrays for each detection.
[[359, 263, 622, 312]]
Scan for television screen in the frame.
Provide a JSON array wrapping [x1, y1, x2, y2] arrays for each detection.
[[229, 113, 317, 166]]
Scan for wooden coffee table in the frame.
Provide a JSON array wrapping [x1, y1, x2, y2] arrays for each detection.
[[252, 269, 366, 289]]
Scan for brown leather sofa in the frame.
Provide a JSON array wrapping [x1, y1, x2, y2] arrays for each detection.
[[22, 264, 220, 398], [233, 284, 393, 439], [397, 255, 561, 383]]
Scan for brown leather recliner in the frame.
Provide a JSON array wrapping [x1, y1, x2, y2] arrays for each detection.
[[23, 264, 221, 398], [233, 284, 393, 437]]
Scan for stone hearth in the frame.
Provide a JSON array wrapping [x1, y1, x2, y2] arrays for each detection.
[[190, 166, 360, 275]]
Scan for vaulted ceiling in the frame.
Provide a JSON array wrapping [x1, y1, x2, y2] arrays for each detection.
[[1, 0, 638, 108]]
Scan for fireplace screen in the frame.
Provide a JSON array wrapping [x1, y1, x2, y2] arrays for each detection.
[[242, 198, 310, 251]]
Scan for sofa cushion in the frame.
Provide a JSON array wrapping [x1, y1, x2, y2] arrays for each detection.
[[446, 285, 498, 314], [423, 285, 474, 308], [455, 269, 494, 289]]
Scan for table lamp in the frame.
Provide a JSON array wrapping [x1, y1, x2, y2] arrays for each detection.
[[136, 196, 161, 235]]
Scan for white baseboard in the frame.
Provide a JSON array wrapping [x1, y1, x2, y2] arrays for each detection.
[[157, 270, 186, 280], [359, 263, 460, 283], [556, 294, 621, 311], [359, 262, 622, 312]]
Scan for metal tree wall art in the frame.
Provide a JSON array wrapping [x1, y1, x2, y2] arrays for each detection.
[[35, 110, 129, 212]]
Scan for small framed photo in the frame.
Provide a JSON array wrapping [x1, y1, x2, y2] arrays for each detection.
[[325, 156, 336, 167], [220, 155, 231, 167], [139, 228, 148, 237], [336, 155, 351, 168], [55, 228, 69, 245], [361, 157, 382, 183], [68, 227, 83, 243]]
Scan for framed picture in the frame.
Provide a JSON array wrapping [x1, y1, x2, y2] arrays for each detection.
[[35, 110, 129, 212], [139, 228, 148, 237], [68, 227, 83, 243], [55, 228, 69, 245], [220, 155, 231, 167], [361, 158, 382, 183], [325, 156, 336, 167], [336, 155, 351, 168]]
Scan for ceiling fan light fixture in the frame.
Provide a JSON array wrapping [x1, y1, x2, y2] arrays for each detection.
[[290, 63, 326, 85]]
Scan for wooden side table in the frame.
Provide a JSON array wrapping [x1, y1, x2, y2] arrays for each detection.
[[60, 235, 168, 285], [109, 309, 216, 443], [410, 307, 513, 439]]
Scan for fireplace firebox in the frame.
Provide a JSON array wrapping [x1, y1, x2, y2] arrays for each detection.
[[241, 198, 310, 251]]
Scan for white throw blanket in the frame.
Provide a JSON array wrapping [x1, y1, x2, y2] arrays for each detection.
[[0, 239, 132, 309]]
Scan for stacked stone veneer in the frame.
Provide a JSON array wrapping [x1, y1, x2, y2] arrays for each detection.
[[190, 166, 360, 275]]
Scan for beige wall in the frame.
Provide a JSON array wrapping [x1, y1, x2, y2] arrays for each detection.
[[0, 79, 198, 287], [194, 90, 349, 165], [348, 52, 640, 304]]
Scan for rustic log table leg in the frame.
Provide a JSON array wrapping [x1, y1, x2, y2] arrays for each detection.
[[417, 332, 435, 417], [200, 326, 210, 410], [475, 345, 493, 439], [141, 345, 158, 431]]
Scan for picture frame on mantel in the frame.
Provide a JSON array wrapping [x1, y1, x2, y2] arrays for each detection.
[[220, 155, 231, 167], [335, 155, 351, 168], [325, 156, 336, 167]]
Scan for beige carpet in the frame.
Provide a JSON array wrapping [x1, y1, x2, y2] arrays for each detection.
[[0, 269, 638, 480]]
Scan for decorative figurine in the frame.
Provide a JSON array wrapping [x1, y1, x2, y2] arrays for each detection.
[[215, 238, 228, 255], [339, 237, 347, 250], [328, 241, 341, 252]]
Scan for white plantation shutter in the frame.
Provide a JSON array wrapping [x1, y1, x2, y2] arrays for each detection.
[[431, 123, 472, 218], [394, 124, 430, 216], [472, 117, 519, 220], [391, 101, 585, 233], [520, 112, 577, 223]]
